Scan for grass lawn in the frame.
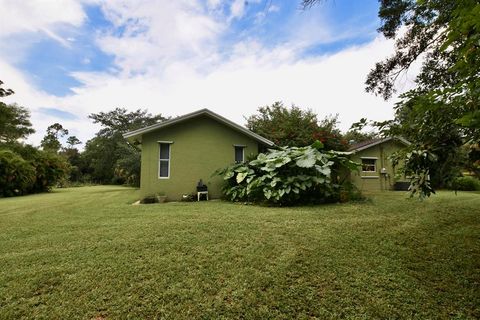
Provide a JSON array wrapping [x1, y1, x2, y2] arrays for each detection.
[[0, 186, 479, 319]]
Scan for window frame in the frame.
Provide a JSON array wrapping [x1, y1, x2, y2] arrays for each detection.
[[361, 157, 377, 172], [158, 141, 172, 179], [234, 145, 245, 163]]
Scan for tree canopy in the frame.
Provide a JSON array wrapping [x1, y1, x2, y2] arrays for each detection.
[[89, 108, 166, 138], [368, 0, 480, 187], [302, 0, 479, 127], [82, 108, 166, 185], [0, 80, 14, 97], [246, 102, 347, 150], [0, 104, 69, 196], [66, 136, 81, 149], [364, 0, 479, 141], [303, 0, 480, 193], [0, 102, 35, 143], [41, 123, 69, 153]]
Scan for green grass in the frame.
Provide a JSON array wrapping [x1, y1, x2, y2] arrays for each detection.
[[0, 186, 479, 319]]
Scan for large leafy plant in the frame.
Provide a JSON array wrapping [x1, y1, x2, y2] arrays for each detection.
[[217, 141, 358, 205]]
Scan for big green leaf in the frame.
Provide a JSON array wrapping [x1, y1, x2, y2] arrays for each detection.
[[295, 151, 316, 168], [236, 172, 248, 183]]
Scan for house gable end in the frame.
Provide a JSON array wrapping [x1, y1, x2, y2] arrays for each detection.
[[124, 108, 274, 147]]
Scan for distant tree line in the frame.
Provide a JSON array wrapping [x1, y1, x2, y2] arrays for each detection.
[[0, 80, 167, 196]]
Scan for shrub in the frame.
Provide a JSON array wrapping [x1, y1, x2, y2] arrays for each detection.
[[216, 141, 359, 206], [0, 144, 70, 196], [0, 149, 36, 197], [28, 151, 70, 193], [450, 176, 480, 191], [338, 182, 366, 203]]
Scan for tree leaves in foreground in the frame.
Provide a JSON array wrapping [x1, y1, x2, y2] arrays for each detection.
[[368, 0, 480, 192], [304, 0, 480, 197], [217, 141, 359, 205], [390, 149, 438, 199]]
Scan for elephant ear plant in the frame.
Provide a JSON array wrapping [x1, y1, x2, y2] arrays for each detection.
[[216, 141, 359, 205]]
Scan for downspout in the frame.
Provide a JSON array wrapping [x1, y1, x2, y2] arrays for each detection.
[[380, 146, 385, 191]]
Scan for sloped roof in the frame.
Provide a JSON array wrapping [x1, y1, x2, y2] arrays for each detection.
[[123, 108, 275, 146], [348, 136, 411, 152]]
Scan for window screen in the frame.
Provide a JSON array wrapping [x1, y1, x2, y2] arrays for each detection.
[[235, 146, 244, 163], [159, 143, 171, 178], [361, 158, 376, 172], [160, 143, 170, 160]]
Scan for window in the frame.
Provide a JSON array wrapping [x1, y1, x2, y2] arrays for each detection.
[[234, 146, 245, 163], [361, 158, 376, 172], [159, 143, 171, 178]]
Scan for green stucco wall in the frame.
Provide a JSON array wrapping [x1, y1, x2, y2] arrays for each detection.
[[350, 140, 407, 192], [139, 115, 260, 200]]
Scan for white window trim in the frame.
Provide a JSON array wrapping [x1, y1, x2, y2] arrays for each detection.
[[234, 145, 245, 163], [158, 142, 172, 179], [361, 157, 377, 173]]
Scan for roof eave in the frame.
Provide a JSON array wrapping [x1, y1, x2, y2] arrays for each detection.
[[122, 108, 275, 147], [350, 136, 411, 152]]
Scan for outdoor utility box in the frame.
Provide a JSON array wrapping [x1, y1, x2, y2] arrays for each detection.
[[394, 181, 410, 191]]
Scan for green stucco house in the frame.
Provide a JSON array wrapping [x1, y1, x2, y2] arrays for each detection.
[[348, 137, 411, 191], [124, 109, 274, 200]]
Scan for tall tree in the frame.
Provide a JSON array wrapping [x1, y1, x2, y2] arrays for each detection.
[[61, 136, 83, 182], [0, 102, 35, 143], [363, 0, 479, 138], [314, 114, 349, 151], [89, 108, 165, 138], [366, 0, 480, 189], [246, 102, 318, 147], [82, 108, 165, 185], [303, 0, 480, 194], [41, 123, 69, 153], [246, 102, 347, 150], [65, 136, 81, 149]]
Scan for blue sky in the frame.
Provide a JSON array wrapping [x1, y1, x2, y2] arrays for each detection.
[[0, 0, 403, 146]]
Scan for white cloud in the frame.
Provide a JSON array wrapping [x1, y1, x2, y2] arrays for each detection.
[[96, 0, 224, 75], [0, 0, 86, 45], [229, 0, 246, 20], [207, 0, 224, 10], [0, 0, 417, 149], [0, 59, 95, 146], [2, 34, 409, 148], [268, 4, 280, 13]]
